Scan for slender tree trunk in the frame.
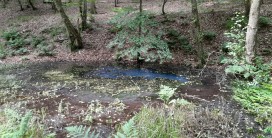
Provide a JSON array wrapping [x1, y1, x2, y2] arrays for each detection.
[[28, 0, 37, 10], [54, 0, 83, 51], [162, 0, 167, 15], [191, 0, 205, 66], [51, 2, 57, 12], [245, 0, 261, 63], [89, 0, 97, 14], [137, 0, 143, 67], [79, 0, 87, 30], [114, 0, 117, 7], [17, 0, 24, 11]]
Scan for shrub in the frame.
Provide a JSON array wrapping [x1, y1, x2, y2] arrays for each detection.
[[202, 31, 216, 40], [15, 47, 28, 55], [36, 42, 54, 56], [233, 82, 272, 125], [5, 37, 26, 49], [0, 108, 55, 138], [259, 16, 272, 27], [1, 30, 20, 41], [108, 9, 172, 63], [222, 13, 271, 84], [31, 36, 45, 47], [225, 13, 248, 30]]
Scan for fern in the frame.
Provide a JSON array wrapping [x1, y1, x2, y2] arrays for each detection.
[[114, 117, 138, 138], [65, 125, 99, 138]]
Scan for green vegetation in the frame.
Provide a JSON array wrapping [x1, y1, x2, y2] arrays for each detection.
[[0, 29, 54, 58], [65, 125, 99, 138], [0, 42, 6, 59], [222, 13, 271, 84], [202, 30, 216, 40], [259, 16, 272, 27], [165, 29, 192, 52], [233, 83, 272, 125], [0, 107, 55, 138], [108, 8, 172, 63]]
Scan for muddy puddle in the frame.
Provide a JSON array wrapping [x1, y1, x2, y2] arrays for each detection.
[[0, 61, 230, 137]]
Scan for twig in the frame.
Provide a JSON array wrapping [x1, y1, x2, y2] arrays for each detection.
[[198, 51, 216, 77]]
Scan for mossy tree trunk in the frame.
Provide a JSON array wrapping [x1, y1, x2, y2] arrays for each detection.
[[191, 0, 205, 66], [79, 0, 87, 30], [245, 0, 261, 63], [54, 0, 83, 51]]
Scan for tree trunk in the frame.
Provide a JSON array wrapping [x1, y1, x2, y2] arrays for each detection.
[[162, 0, 167, 15], [114, 0, 117, 7], [245, 0, 261, 63], [191, 0, 205, 66], [89, 0, 97, 14], [79, 0, 87, 30], [54, 0, 83, 51], [51, 2, 57, 12], [28, 0, 37, 10], [17, 0, 24, 11], [137, 0, 143, 67]]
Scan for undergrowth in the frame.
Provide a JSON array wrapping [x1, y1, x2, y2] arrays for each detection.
[[0, 107, 55, 138], [233, 82, 272, 125]]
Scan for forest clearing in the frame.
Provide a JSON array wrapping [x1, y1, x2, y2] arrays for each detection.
[[0, 0, 272, 137]]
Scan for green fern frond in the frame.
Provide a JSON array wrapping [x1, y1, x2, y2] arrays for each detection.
[[114, 117, 138, 138], [65, 125, 99, 138]]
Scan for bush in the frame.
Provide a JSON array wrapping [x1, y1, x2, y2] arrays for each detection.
[[108, 9, 172, 63], [203, 31, 216, 40], [124, 105, 242, 138], [225, 13, 248, 30], [222, 13, 271, 84], [15, 47, 28, 55], [233, 82, 272, 125], [0, 107, 55, 138], [36, 42, 54, 56], [259, 16, 272, 27], [31, 36, 45, 47], [1, 30, 20, 41]]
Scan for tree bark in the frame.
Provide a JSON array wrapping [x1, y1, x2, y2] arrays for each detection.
[[191, 0, 205, 66], [162, 0, 167, 15], [114, 0, 117, 7], [245, 0, 261, 63], [28, 0, 37, 10], [54, 0, 83, 51], [89, 0, 97, 14], [17, 0, 24, 11], [79, 0, 87, 30]]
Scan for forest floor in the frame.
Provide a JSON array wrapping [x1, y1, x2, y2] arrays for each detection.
[[0, 0, 272, 137]]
